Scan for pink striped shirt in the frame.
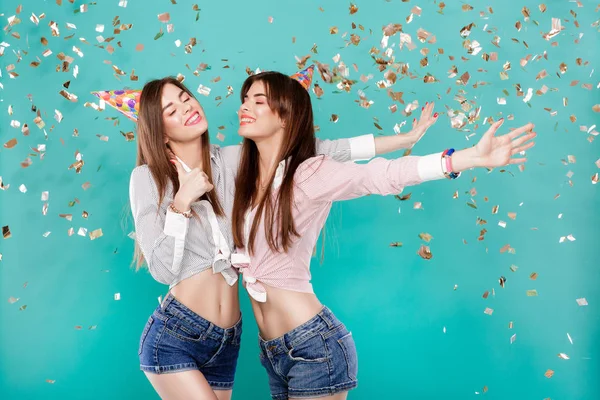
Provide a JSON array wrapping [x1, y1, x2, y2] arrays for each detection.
[[231, 153, 446, 302]]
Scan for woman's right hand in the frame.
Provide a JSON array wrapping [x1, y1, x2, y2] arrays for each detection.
[[171, 159, 214, 210]]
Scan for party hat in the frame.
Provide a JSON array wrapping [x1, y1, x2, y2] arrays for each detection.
[[91, 89, 141, 121], [290, 65, 314, 91]]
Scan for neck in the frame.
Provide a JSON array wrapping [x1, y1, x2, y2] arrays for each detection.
[[168, 138, 204, 170], [254, 131, 284, 184]]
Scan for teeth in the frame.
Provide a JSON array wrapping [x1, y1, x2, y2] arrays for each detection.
[[241, 118, 255, 123], [187, 113, 199, 125]]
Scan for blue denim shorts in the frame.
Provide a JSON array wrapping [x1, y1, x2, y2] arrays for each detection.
[[258, 306, 358, 399], [138, 293, 242, 390]]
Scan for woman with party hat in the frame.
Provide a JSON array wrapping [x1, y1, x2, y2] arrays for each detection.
[[230, 71, 535, 399], [110, 66, 430, 400]]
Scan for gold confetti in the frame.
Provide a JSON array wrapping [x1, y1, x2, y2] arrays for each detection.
[[417, 244, 432, 260], [544, 369, 554, 379], [389, 242, 403, 247], [418, 233, 433, 242], [89, 229, 103, 240], [558, 353, 569, 360], [2, 226, 11, 239], [158, 12, 170, 22], [484, 307, 493, 316], [4, 138, 17, 149], [8, 296, 19, 304], [349, 3, 358, 14], [526, 290, 538, 296]]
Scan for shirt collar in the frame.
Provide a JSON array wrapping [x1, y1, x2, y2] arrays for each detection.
[[272, 158, 288, 190], [174, 146, 218, 174]]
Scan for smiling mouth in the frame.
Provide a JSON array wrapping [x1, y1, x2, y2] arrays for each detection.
[[240, 116, 255, 126], [185, 111, 202, 126]]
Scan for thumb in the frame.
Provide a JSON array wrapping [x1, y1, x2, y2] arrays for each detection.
[[170, 159, 186, 178]]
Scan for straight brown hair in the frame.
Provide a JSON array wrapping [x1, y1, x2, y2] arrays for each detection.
[[232, 71, 317, 254], [132, 77, 223, 270]]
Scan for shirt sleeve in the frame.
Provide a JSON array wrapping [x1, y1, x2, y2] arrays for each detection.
[[315, 133, 376, 163], [129, 166, 189, 285], [296, 152, 445, 203]]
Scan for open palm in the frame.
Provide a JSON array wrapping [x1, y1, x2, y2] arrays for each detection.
[[475, 120, 536, 168]]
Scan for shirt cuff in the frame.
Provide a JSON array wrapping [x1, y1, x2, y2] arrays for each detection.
[[164, 209, 189, 240], [348, 134, 376, 161], [417, 152, 446, 181]]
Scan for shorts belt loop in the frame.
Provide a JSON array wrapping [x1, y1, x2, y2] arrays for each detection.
[[318, 306, 334, 329], [160, 292, 174, 311]]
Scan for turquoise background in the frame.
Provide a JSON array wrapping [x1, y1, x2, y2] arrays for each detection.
[[1, 0, 599, 399]]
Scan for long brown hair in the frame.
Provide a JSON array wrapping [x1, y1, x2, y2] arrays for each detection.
[[132, 77, 223, 270], [232, 71, 317, 254]]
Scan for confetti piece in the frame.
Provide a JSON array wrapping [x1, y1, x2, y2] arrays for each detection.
[[46, 380, 55, 384], [558, 353, 569, 360], [510, 334, 516, 344], [8, 297, 19, 304], [417, 244, 432, 260], [576, 298, 588, 306], [158, 12, 170, 23], [526, 290, 538, 297], [389, 242, 403, 247], [3, 226, 12, 239], [567, 333, 573, 344], [418, 233, 433, 242], [89, 229, 103, 240], [509, 321, 514, 329], [544, 369, 554, 379], [484, 308, 494, 316], [114, 293, 121, 301]]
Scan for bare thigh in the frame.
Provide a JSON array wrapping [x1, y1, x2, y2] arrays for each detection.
[[291, 393, 348, 400], [144, 370, 218, 400], [214, 390, 232, 400]]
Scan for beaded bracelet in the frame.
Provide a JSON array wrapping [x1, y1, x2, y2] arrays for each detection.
[[169, 203, 193, 218], [442, 148, 461, 180]]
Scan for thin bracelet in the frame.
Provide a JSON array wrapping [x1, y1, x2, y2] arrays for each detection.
[[169, 203, 193, 218]]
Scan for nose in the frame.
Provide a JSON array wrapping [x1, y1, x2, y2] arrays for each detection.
[[240, 102, 250, 113]]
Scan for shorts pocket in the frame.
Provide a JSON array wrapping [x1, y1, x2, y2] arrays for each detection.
[[138, 316, 154, 356], [337, 332, 358, 381], [288, 333, 330, 363], [164, 316, 205, 343]]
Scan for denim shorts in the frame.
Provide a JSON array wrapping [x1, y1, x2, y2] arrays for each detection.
[[258, 306, 358, 399], [138, 293, 242, 390]]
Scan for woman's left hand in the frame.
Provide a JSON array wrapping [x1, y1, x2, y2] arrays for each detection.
[[473, 119, 536, 168]]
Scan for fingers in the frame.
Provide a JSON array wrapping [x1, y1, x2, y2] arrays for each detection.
[[507, 122, 535, 140], [511, 131, 536, 148], [511, 141, 535, 155], [508, 157, 527, 165]]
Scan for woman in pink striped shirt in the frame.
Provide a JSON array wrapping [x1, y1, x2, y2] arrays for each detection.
[[231, 71, 536, 400]]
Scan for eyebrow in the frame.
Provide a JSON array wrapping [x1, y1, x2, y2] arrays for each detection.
[[244, 93, 267, 99], [162, 90, 186, 112]]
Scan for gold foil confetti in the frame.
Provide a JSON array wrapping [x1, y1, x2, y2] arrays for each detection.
[[526, 290, 538, 296], [418, 233, 433, 242], [389, 242, 403, 247], [544, 369, 554, 379], [8, 296, 19, 304], [417, 245, 432, 260], [114, 293, 121, 301], [484, 307, 493, 316], [2, 226, 12, 239], [4, 138, 17, 149], [510, 334, 516, 344], [530, 272, 538, 280], [558, 353, 569, 360], [89, 229, 103, 240]]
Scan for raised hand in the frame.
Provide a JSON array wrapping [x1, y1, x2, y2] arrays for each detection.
[[474, 120, 536, 168], [171, 159, 213, 210]]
